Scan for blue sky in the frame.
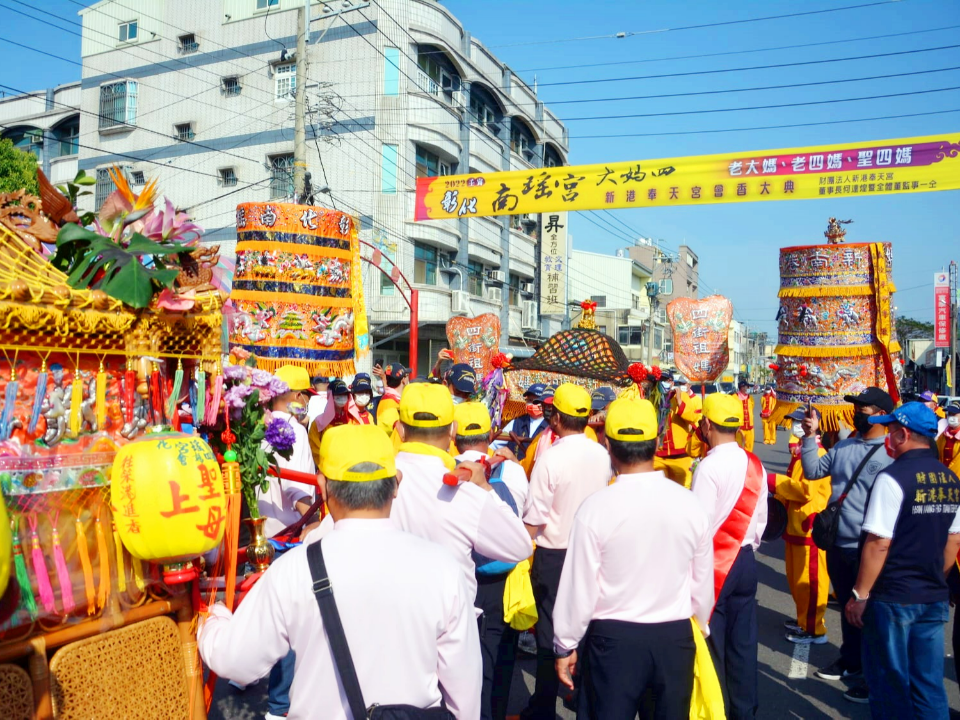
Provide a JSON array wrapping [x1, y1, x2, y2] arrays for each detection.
[[2, 0, 958, 336]]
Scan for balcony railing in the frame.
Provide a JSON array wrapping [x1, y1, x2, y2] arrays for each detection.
[[415, 69, 461, 107]]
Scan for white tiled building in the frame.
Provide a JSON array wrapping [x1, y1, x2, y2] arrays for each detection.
[[76, 0, 570, 370], [0, 82, 81, 187]]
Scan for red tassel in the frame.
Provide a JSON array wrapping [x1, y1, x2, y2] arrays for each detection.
[[123, 369, 136, 425], [150, 368, 163, 425]]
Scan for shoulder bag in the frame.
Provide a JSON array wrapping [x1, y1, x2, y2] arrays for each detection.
[[306, 540, 455, 719], [811, 444, 882, 550]]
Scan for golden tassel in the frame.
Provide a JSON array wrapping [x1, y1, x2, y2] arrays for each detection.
[[132, 557, 145, 592], [96, 360, 106, 431], [69, 373, 83, 437], [75, 514, 96, 615], [112, 522, 126, 593], [95, 512, 110, 610], [777, 285, 872, 299], [774, 343, 880, 358]]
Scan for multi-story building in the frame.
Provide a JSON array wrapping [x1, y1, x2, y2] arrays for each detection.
[[568, 249, 667, 362], [0, 82, 81, 187], [76, 0, 569, 371]]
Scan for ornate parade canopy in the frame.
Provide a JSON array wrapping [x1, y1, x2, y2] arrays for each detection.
[[512, 328, 631, 384]]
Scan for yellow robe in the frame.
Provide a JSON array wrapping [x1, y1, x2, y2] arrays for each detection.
[[737, 393, 756, 452], [760, 393, 777, 445], [938, 428, 960, 468], [655, 390, 700, 489], [774, 443, 832, 636], [377, 395, 400, 437]]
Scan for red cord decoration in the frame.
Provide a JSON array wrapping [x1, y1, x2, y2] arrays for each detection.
[[649, 365, 662, 381], [628, 362, 648, 383]]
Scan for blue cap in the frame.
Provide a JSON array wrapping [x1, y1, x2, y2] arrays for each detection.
[[524, 383, 547, 400], [868, 401, 939, 438], [446, 364, 477, 394], [946, 403, 960, 416], [350, 374, 372, 393], [591, 387, 617, 411], [329, 379, 349, 396]]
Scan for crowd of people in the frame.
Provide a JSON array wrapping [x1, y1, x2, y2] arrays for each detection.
[[195, 357, 960, 720]]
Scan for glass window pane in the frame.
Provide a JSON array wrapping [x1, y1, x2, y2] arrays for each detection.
[[384, 48, 400, 97], [381, 144, 398, 194]]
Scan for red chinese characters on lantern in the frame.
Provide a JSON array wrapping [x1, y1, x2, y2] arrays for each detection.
[[159, 481, 201, 518], [196, 505, 226, 541], [667, 295, 734, 383]]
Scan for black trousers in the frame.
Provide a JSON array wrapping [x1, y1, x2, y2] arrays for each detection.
[[576, 618, 695, 720], [520, 546, 567, 720], [826, 546, 862, 672], [476, 573, 517, 720], [709, 546, 759, 720]]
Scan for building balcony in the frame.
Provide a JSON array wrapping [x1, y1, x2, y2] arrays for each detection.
[[413, 68, 463, 109], [48, 154, 78, 186], [469, 125, 504, 172]]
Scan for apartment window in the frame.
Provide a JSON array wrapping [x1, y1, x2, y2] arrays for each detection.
[[99, 80, 138, 130], [590, 295, 606, 308], [219, 168, 237, 187], [597, 325, 607, 335], [466, 260, 484, 296], [222, 76, 241, 96], [631, 293, 640, 310], [415, 146, 452, 178], [417, 49, 460, 101], [5, 127, 44, 162], [508, 274, 522, 307], [510, 122, 535, 159], [118, 20, 138, 43], [275, 62, 296, 100], [52, 117, 79, 157], [381, 144, 398, 194], [470, 94, 497, 126], [95, 167, 118, 209], [618, 326, 644, 346], [178, 33, 198, 53], [131, 171, 145, 185], [384, 48, 400, 97], [414, 243, 438, 285], [380, 266, 395, 295], [269, 153, 294, 199], [657, 307, 667, 323], [659, 278, 673, 295], [175, 123, 195, 142], [655, 328, 664, 349], [544, 145, 564, 168], [256, 0, 279, 8]]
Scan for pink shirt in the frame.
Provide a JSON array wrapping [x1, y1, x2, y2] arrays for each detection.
[[198, 519, 481, 719], [690, 441, 768, 550], [553, 471, 715, 653], [522, 434, 612, 549], [392, 452, 533, 606]]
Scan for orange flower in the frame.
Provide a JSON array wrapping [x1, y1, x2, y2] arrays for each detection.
[[108, 165, 157, 211]]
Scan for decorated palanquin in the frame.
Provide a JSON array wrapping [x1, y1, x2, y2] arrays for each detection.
[[230, 202, 369, 376], [769, 230, 901, 430], [0, 191, 223, 719]]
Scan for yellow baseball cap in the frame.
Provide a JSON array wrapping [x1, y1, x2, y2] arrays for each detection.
[[319, 424, 396, 482], [454, 401, 491, 435], [605, 398, 658, 441], [273, 365, 311, 392], [703, 394, 743, 428], [553, 383, 591, 417], [399, 383, 454, 428]]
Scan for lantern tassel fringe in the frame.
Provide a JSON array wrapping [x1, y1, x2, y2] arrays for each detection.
[[75, 515, 96, 615], [113, 523, 127, 594], [12, 521, 37, 619], [95, 514, 110, 610], [29, 516, 56, 614], [768, 401, 854, 433], [52, 522, 75, 614]]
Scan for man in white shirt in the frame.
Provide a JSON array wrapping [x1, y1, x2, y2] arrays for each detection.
[[690, 393, 768, 720], [554, 398, 714, 719], [306, 376, 329, 425], [199, 424, 481, 719], [493, 383, 548, 460], [392, 383, 533, 609], [453, 401, 527, 720], [520, 383, 612, 720]]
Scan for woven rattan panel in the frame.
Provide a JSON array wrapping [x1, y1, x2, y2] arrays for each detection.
[[50, 616, 189, 720], [512, 329, 631, 383], [0, 663, 33, 720]]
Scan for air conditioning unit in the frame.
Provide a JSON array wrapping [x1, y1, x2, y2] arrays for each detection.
[[486, 286, 503, 303], [521, 300, 538, 330], [451, 291, 470, 316], [521, 282, 535, 294], [521, 213, 538, 226], [486, 270, 506, 284]]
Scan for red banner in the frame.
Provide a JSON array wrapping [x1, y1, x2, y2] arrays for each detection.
[[935, 272, 951, 348]]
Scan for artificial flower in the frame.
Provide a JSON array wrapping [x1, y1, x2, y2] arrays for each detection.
[[264, 417, 296, 455], [141, 198, 203, 245]]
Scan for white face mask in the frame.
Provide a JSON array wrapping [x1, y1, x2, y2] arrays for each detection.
[[452, 395, 466, 405], [949, 416, 960, 429], [662, 382, 673, 392], [354, 393, 371, 408], [334, 395, 349, 408], [792, 422, 805, 438]]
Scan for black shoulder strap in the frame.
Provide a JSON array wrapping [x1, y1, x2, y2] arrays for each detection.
[[306, 540, 368, 720], [839, 443, 883, 500]]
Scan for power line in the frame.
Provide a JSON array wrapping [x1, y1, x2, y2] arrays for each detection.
[[488, 0, 902, 48], [514, 24, 960, 73]]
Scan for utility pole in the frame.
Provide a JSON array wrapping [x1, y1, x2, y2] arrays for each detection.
[[293, 0, 309, 202]]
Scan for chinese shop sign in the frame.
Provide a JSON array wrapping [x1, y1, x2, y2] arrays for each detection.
[[935, 271, 951, 349], [540, 213, 568, 315]]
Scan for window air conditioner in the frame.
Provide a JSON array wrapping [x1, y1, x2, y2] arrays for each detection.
[[451, 291, 470, 316], [521, 282, 535, 294], [486, 286, 503, 303], [486, 270, 506, 284]]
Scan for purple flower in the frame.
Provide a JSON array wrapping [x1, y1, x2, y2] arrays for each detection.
[[250, 369, 274, 388], [223, 364, 247, 381], [265, 417, 296, 455], [224, 383, 253, 409]]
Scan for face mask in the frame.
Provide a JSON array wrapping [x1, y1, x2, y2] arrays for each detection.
[[288, 401, 307, 421], [884, 433, 896, 458], [662, 382, 673, 392], [354, 393, 371, 408], [334, 395, 349, 408], [852, 411, 872, 436], [526, 403, 543, 419], [948, 416, 960, 429], [452, 395, 466, 405], [792, 422, 805, 438]]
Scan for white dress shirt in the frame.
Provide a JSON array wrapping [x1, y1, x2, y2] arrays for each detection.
[[257, 411, 316, 538], [392, 452, 533, 606], [455, 449, 529, 510], [199, 518, 481, 719], [690, 441, 768, 549], [307, 392, 328, 426], [522, 433, 612, 550], [553, 471, 714, 653]]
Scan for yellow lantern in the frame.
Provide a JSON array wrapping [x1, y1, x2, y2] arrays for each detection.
[[111, 432, 226, 583], [0, 493, 10, 598]]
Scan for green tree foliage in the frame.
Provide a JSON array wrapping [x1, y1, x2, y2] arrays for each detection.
[[0, 138, 39, 195], [896, 316, 934, 341]]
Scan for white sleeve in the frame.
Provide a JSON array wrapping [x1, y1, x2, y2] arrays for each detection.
[[861, 472, 904, 539], [552, 514, 602, 653], [436, 560, 482, 718], [500, 461, 529, 510], [949, 505, 960, 534], [490, 420, 515, 449]]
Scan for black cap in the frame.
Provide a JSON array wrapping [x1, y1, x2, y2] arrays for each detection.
[[945, 403, 960, 416], [843, 387, 894, 414], [330, 379, 349, 396], [350, 376, 372, 393], [446, 364, 477, 394], [738, 379, 754, 388], [384, 364, 407, 381], [660, 371, 674, 382]]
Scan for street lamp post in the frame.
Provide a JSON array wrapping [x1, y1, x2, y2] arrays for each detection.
[[645, 281, 659, 366]]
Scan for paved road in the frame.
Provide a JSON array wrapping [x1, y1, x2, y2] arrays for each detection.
[[210, 409, 960, 719]]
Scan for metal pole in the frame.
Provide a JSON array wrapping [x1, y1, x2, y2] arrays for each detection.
[[646, 298, 656, 366], [293, 0, 309, 201], [409, 288, 419, 377]]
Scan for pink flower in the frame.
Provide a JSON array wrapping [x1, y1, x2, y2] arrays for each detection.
[[141, 198, 203, 245]]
